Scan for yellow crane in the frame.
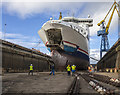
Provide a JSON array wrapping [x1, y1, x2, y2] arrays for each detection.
[[59, 12, 62, 20], [97, 1, 120, 58]]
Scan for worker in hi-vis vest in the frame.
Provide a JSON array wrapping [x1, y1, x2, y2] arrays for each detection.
[[28, 64, 34, 75], [71, 65, 76, 76], [49, 64, 55, 75], [67, 65, 71, 76]]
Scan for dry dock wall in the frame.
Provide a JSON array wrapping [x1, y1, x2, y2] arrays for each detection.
[[97, 39, 120, 72], [0, 39, 52, 73]]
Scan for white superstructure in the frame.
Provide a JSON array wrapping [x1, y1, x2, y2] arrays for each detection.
[[38, 17, 93, 56]]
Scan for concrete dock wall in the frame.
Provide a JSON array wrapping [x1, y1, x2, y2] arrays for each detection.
[[97, 39, 120, 72], [1, 39, 52, 73]]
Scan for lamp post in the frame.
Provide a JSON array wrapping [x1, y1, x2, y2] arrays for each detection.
[[118, 1, 120, 78], [118, 1, 120, 39], [4, 24, 7, 40]]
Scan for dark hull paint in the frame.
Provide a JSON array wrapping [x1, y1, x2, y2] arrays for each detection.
[[51, 50, 89, 71]]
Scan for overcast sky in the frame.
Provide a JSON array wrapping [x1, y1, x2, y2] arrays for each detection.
[[1, 0, 119, 64]]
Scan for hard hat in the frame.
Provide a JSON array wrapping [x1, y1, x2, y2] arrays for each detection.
[[73, 65, 75, 66]]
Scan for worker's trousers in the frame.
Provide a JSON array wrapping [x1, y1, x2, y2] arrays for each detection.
[[67, 71, 70, 76], [28, 70, 33, 75], [50, 70, 55, 75]]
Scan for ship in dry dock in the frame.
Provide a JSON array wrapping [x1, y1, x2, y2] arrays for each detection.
[[38, 13, 93, 70]]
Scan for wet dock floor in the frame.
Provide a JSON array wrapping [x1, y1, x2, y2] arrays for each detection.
[[2, 72, 97, 94], [93, 72, 119, 78]]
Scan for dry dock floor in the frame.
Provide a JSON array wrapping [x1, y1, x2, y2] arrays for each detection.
[[94, 72, 119, 78], [2, 72, 97, 94]]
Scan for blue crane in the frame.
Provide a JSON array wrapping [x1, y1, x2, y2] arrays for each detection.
[[97, 1, 120, 59]]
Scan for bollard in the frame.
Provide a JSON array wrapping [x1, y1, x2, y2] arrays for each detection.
[[114, 68, 117, 73], [110, 69, 113, 73], [106, 68, 109, 72]]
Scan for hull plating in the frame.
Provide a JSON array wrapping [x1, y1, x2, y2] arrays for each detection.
[[51, 49, 89, 71]]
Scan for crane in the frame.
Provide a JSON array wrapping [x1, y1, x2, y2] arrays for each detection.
[[32, 40, 41, 52], [97, 1, 120, 59]]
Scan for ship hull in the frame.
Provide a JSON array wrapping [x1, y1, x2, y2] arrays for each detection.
[[38, 19, 92, 70], [51, 49, 89, 71]]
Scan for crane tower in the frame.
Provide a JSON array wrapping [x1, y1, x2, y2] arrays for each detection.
[[97, 1, 120, 58]]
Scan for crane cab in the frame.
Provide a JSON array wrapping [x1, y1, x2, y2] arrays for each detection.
[[97, 29, 106, 36]]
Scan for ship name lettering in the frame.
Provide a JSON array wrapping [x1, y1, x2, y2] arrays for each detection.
[[70, 25, 81, 34]]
